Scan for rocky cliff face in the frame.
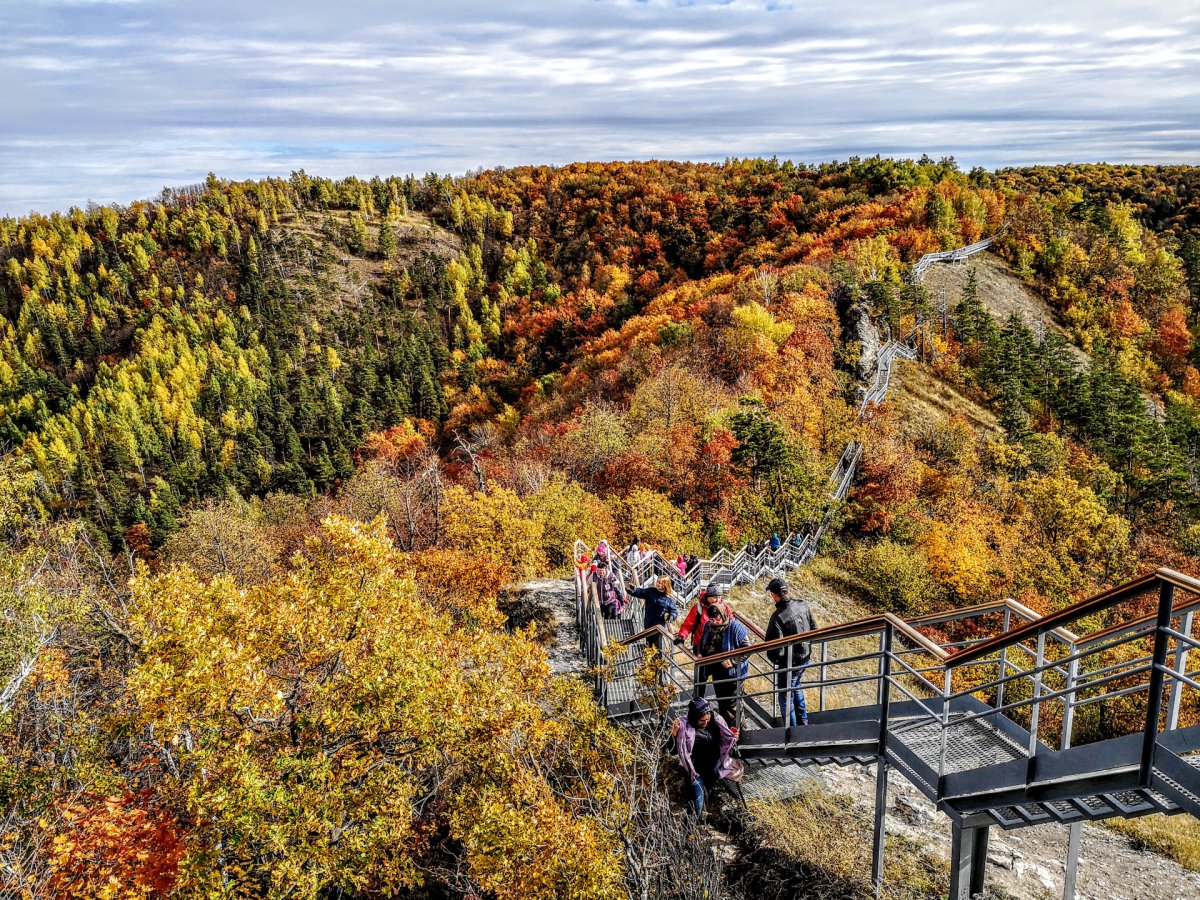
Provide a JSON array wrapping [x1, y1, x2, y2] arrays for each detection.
[[851, 298, 883, 380], [503, 578, 585, 675]]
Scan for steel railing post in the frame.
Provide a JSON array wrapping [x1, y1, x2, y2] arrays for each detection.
[[784, 643, 794, 732], [877, 631, 886, 707], [1141, 580, 1176, 785], [996, 608, 1011, 720], [735, 660, 746, 732], [1060, 652, 1078, 749], [879, 624, 892, 746], [819, 640, 828, 713], [939, 668, 952, 781], [1166, 609, 1195, 732], [1028, 632, 1046, 756]]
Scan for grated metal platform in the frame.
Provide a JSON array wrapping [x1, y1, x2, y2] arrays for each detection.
[[890, 713, 1027, 775], [740, 760, 821, 803]]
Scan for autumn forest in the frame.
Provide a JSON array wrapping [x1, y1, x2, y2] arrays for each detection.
[[4, 158, 1200, 897]]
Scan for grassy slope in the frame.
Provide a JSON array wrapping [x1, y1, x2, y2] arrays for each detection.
[[888, 358, 1000, 437], [919, 252, 1089, 368]]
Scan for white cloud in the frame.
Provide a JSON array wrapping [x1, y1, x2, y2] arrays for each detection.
[[1, 0, 1199, 215]]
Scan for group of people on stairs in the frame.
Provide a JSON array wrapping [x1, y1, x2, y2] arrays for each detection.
[[667, 576, 819, 814], [584, 540, 821, 816], [622, 537, 701, 580]]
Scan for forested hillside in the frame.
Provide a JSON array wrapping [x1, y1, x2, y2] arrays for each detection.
[[3, 158, 1200, 898]]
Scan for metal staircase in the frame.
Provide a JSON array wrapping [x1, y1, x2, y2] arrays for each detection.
[[574, 560, 1200, 899], [577, 227, 999, 617]]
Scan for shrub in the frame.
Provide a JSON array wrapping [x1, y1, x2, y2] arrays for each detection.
[[848, 539, 935, 615]]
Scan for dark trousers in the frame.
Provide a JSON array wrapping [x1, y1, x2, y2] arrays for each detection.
[[696, 662, 741, 724]]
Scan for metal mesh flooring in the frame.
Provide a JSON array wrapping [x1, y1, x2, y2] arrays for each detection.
[[601, 617, 694, 709], [741, 761, 820, 803], [1076, 795, 1111, 814], [890, 713, 1027, 775], [601, 618, 642, 706]]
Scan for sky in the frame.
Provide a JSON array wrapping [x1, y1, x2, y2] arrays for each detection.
[[3, 0, 1200, 216]]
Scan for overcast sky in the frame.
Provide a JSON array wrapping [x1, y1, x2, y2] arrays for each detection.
[[3, 0, 1199, 216]]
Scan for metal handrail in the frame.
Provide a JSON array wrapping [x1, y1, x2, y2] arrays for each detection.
[[909, 597, 1079, 646], [948, 569, 1200, 668]]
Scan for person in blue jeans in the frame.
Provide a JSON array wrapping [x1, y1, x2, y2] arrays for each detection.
[[693, 600, 751, 724], [764, 577, 818, 727]]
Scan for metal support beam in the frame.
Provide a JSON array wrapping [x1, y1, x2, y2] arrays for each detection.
[[1063, 822, 1082, 900], [871, 758, 889, 889], [873, 623, 893, 892], [1141, 581, 1175, 785], [949, 823, 989, 900]]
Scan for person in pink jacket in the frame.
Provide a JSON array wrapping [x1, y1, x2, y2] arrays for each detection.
[[669, 697, 739, 816]]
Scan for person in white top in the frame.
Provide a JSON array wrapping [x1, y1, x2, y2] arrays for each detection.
[[626, 537, 642, 567]]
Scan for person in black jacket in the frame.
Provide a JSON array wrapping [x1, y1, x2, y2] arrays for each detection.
[[763, 577, 818, 726]]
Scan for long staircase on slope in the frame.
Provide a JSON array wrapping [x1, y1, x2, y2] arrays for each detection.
[[571, 232, 1200, 900]]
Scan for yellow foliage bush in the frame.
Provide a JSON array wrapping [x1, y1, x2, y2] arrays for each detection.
[[527, 475, 617, 570], [847, 539, 935, 616], [125, 516, 625, 898], [606, 488, 703, 557], [441, 484, 548, 579], [920, 517, 996, 602], [731, 300, 794, 347]]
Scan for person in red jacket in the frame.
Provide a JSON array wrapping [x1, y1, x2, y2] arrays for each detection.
[[675, 583, 728, 653]]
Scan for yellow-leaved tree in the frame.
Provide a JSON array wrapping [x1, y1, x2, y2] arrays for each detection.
[[125, 516, 625, 899], [607, 488, 703, 556], [441, 484, 548, 578], [527, 474, 617, 570]]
